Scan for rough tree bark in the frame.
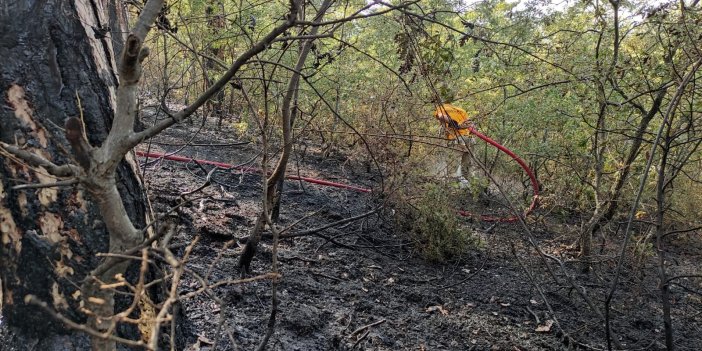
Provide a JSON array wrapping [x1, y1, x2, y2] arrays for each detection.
[[2, 0, 307, 348], [0, 1, 152, 349]]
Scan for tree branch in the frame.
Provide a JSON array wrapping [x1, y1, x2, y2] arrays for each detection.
[[128, 0, 302, 147], [0, 142, 77, 177], [11, 178, 78, 190], [24, 295, 152, 351]]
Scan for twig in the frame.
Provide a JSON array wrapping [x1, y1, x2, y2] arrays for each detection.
[[312, 272, 345, 282], [148, 140, 250, 147], [310, 231, 357, 250], [111, 249, 150, 330], [11, 178, 78, 190], [95, 252, 153, 263], [0, 142, 76, 177], [179, 163, 217, 200], [666, 274, 702, 284], [277, 209, 378, 238], [24, 295, 151, 350], [662, 226, 702, 238], [479, 222, 499, 234], [525, 306, 540, 325], [182, 273, 281, 298], [436, 256, 487, 290], [510, 243, 571, 346], [148, 236, 199, 349], [138, 195, 207, 238], [352, 330, 370, 349], [277, 207, 327, 236], [349, 319, 386, 338]]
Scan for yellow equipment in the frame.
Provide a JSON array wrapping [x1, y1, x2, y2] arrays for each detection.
[[433, 103, 471, 140]]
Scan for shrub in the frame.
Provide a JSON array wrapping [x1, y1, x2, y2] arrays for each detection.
[[393, 182, 478, 262]]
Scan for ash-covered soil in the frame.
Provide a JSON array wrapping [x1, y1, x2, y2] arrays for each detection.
[[137, 116, 702, 351]]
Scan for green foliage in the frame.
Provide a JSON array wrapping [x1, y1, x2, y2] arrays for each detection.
[[393, 183, 478, 262], [139, 0, 702, 231]]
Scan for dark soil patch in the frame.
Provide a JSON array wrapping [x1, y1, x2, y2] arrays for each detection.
[[133, 116, 702, 350], [135, 116, 702, 351], [3, 113, 698, 350]]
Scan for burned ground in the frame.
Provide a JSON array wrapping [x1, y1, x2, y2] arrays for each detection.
[[133, 118, 702, 351], [1, 116, 699, 350]]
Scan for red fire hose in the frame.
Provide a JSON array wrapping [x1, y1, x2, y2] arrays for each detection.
[[135, 151, 372, 193], [136, 129, 538, 223], [460, 127, 540, 223]]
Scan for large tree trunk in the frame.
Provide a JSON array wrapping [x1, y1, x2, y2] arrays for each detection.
[[0, 1, 148, 349]]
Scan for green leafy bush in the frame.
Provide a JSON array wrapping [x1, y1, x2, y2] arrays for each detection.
[[393, 183, 478, 262]]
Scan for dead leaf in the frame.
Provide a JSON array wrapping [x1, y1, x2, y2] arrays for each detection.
[[197, 335, 214, 345], [500, 303, 511, 307], [138, 294, 156, 343], [55, 259, 75, 277], [535, 319, 554, 333], [426, 305, 449, 316], [88, 297, 106, 305], [51, 283, 68, 310], [17, 192, 28, 217], [66, 229, 82, 244], [185, 340, 201, 351]]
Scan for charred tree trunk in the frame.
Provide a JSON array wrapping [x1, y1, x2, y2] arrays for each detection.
[[270, 1, 318, 224], [0, 1, 147, 349], [240, 0, 330, 272], [578, 87, 666, 262], [205, 1, 227, 126], [654, 130, 675, 351]]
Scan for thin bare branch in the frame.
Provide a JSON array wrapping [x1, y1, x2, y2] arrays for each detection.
[[130, 0, 302, 147], [24, 295, 151, 351], [11, 178, 78, 190], [0, 142, 77, 177]]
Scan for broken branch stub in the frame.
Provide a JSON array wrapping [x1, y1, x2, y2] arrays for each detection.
[[119, 34, 149, 84], [65, 117, 92, 170]]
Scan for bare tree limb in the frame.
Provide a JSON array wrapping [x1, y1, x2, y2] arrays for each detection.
[[605, 56, 702, 351], [0, 142, 77, 177], [24, 295, 152, 351], [11, 178, 78, 190], [129, 0, 302, 147]]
